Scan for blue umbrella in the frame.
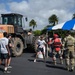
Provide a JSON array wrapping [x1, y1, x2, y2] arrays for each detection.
[[47, 26, 53, 31], [62, 19, 75, 30], [47, 19, 75, 30]]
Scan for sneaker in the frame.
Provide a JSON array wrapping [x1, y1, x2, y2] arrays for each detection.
[[4, 70, 11, 73], [7, 66, 12, 68], [34, 59, 36, 62]]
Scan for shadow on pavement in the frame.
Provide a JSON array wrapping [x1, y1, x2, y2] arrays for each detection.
[[46, 61, 53, 64], [28, 59, 34, 62], [23, 44, 35, 53], [0, 68, 4, 72], [46, 64, 66, 71], [28, 59, 44, 63]]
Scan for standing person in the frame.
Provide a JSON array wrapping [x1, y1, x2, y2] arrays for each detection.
[[51, 34, 63, 65], [0, 32, 11, 73], [63, 31, 75, 71], [7, 34, 13, 68], [34, 35, 46, 62]]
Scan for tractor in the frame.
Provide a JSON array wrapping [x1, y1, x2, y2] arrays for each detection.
[[0, 13, 37, 56]]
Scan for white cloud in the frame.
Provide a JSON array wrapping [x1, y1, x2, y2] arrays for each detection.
[[0, 3, 10, 23], [0, 4, 9, 14], [8, 1, 29, 13], [0, 0, 75, 30]]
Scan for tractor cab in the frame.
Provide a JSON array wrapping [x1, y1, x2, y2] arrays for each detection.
[[1, 13, 24, 33]]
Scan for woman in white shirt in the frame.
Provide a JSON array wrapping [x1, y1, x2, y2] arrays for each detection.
[[34, 36, 46, 62]]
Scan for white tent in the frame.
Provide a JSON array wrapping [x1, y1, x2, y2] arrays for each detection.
[[47, 19, 75, 30]]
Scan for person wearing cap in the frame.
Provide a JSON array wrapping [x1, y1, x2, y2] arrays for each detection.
[[63, 31, 75, 71], [51, 34, 63, 65], [34, 35, 46, 62]]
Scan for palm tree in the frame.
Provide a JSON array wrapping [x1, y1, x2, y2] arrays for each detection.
[[48, 14, 58, 26], [29, 19, 37, 29], [72, 13, 75, 19]]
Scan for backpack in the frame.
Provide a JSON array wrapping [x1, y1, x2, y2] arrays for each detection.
[[66, 38, 74, 46], [53, 38, 62, 51]]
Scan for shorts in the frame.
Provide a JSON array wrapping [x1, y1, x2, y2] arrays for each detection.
[[0, 53, 8, 59], [37, 47, 43, 52], [8, 49, 12, 58]]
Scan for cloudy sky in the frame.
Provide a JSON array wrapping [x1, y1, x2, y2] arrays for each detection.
[[0, 0, 75, 30]]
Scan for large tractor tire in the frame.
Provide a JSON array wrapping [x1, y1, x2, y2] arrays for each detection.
[[32, 36, 39, 52], [12, 37, 23, 56]]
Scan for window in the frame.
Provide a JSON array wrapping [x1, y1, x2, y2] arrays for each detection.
[[2, 16, 13, 25], [18, 17, 22, 26], [3, 17, 8, 24]]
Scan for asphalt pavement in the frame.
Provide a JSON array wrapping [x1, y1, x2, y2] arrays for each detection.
[[0, 52, 75, 75]]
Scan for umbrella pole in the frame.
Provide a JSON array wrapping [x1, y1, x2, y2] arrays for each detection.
[[46, 31, 49, 58]]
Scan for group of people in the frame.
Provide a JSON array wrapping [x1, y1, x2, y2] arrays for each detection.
[[34, 31, 75, 72], [0, 31, 75, 73], [0, 32, 13, 73]]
